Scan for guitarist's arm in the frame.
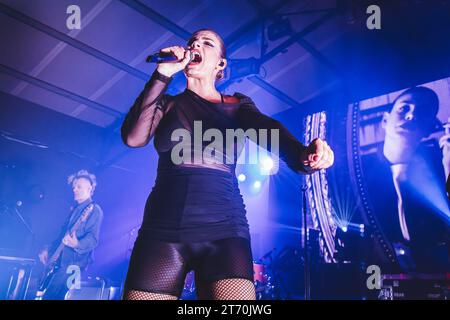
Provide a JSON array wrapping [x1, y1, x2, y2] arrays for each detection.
[[73, 205, 103, 254], [39, 215, 71, 264]]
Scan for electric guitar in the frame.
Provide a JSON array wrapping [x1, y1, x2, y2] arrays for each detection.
[[35, 203, 94, 300]]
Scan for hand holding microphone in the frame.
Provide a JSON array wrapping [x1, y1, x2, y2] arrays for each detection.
[[150, 46, 193, 78]]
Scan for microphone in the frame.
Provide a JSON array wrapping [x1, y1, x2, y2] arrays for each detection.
[[146, 48, 194, 63]]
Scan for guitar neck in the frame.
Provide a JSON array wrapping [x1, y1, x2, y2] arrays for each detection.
[[48, 242, 65, 265], [47, 203, 94, 264]]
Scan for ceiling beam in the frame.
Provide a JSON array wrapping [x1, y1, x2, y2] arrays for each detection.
[[245, 0, 268, 14], [260, 9, 337, 64], [121, 0, 295, 55], [293, 36, 341, 77], [0, 2, 149, 81], [0, 64, 122, 118], [218, 9, 337, 92], [225, 0, 295, 55], [247, 75, 303, 109], [119, 0, 191, 40]]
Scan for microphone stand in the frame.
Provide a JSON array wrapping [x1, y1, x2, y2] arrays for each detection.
[[12, 205, 34, 237], [0, 201, 34, 236], [301, 185, 311, 300]]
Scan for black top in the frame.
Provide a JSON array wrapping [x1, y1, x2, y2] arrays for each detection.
[[121, 70, 311, 242]]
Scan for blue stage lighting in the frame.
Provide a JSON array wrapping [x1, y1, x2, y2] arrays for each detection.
[[237, 173, 246, 182], [253, 180, 262, 189], [260, 156, 274, 171]]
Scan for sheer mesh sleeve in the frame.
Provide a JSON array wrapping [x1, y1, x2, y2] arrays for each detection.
[[234, 92, 313, 174], [121, 70, 173, 147]]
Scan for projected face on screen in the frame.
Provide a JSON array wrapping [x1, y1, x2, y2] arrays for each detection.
[[355, 80, 450, 273], [382, 87, 440, 164]]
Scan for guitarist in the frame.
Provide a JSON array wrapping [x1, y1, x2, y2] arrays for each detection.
[[37, 169, 103, 300]]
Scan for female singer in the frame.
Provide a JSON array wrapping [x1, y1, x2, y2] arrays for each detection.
[[121, 29, 334, 300]]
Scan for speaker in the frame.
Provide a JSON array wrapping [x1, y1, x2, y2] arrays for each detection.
[[65, 277, 111, 300]]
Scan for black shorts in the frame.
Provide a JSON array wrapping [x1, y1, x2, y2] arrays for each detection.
[[124, 232, 254, 297], [142, 166, 250, 242]]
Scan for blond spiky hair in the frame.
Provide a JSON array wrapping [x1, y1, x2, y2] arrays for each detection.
[[67, 169, 97, 195]]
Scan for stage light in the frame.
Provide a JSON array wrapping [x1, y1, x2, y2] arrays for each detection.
[[341, 226, 348, 233], [237, 173, 246, 182], [253, 180, 262, 189], [398, 249, 405, 255], [228, 58, 260, 81], [260, 157, 274, 171]]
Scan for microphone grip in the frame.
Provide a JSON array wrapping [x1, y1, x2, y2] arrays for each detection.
[[146, 52, 177, 63], [146, 48, 193, 64]]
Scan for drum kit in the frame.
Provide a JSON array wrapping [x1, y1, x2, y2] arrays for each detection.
[[180, 252, 277, 300], [252, 261, 275, 300]]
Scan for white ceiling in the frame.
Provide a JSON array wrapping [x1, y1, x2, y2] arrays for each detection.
[[0, 0, 345, 128]]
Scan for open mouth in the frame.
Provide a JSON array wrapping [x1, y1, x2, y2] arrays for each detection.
[[189, 50, 202, 65]]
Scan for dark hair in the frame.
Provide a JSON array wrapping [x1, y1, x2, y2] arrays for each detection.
[[190, 29, 227, 81], [392, 86, 439, 115], [392, 86, 441, 134]]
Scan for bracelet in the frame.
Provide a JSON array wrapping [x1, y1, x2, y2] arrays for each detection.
[[152, 70, 173, 84]]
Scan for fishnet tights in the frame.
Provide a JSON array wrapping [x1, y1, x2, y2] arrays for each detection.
[[198, 278, 256, 300], [124, 278, 256, 300], [123, 290, 177, 300]]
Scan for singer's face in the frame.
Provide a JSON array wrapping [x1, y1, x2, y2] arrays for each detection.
[[184, 31, 223, 81]]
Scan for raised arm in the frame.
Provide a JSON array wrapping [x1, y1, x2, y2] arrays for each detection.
[[235, 93, 334, 174], [121, 70, 173, 147]]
